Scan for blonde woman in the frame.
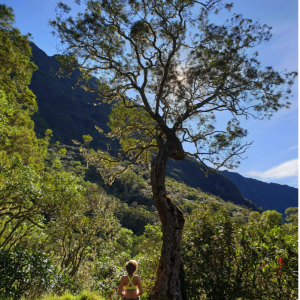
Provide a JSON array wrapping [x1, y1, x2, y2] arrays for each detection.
[[118, 260, 144, 300]]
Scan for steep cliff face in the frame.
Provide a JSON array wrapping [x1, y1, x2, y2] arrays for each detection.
[[29, 43, 297, 215], [219, 170, 298, 216], [29, 42, 114, 152]]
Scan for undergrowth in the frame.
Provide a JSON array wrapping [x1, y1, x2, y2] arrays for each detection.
[[38, 291, 104, 300]]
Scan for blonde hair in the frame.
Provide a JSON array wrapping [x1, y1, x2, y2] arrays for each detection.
[[125, 260, 138, 275]]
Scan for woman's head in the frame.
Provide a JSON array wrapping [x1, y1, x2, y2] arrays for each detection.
[[125, 260, 138, 275]]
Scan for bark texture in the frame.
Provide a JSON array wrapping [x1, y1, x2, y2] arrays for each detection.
[[151, 136, 185, 300]]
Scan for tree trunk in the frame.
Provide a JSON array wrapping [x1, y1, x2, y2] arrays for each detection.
[[151, 137, 185, 300]]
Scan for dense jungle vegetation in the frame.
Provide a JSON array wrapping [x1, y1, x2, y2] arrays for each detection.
[[0, 3, 298, 300]]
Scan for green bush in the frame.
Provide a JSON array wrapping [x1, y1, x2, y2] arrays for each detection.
[[119, 171, 146, 193], [133, 224, 162, 296], [139, 292, 151, 300], [181, 203, 298, 300], [0, 247, 71, 300], [92, 226, 133, 297]]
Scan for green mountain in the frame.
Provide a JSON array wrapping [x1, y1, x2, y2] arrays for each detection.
[[219, 170, 297, 216], [29, 43, 297, 214]]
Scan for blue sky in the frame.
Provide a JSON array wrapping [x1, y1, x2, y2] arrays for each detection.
[[2, 0, 298, 188]]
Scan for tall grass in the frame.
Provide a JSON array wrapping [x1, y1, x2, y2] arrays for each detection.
[[39, 291, 105, 300], [39, 291, 151, 300]]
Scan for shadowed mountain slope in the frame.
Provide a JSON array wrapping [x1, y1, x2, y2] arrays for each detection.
[[29, 43, 113, 152], [219, 170, 298, 215]]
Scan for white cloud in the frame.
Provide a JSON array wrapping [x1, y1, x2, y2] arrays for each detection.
[[246, 159, 298, 179], [288, 145, 298, 150]]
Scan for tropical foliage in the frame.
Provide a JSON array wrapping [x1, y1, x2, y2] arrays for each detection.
[[181, 203, 298, 299]]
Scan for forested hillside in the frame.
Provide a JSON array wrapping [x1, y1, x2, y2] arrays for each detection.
[[2, 139, 298, 299]]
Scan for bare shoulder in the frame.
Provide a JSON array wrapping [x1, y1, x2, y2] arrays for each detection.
[[134, 275, 141, 281]]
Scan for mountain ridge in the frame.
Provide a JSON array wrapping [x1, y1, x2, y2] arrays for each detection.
[[219, 170, 297, 215]]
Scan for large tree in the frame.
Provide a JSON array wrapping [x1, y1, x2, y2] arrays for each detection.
[[51, 1, 296, 299], [0, 4, 43, 164], [0, 5, 47, 249]]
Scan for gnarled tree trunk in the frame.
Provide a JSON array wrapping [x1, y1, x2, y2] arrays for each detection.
[[151, 135, 185, 300]]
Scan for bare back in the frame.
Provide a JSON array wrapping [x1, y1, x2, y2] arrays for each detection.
[[118, 274, 143, 298]]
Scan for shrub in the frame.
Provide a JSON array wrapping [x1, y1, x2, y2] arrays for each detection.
[[0, 247, 71, 299], [92, 227, 133, 297], [181, 203, 298, 300], [133, 224, 162, 297]]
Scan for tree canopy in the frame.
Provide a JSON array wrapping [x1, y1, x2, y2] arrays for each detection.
[[51, 0, 296, 178], [0, 4, 43, 165], [0, 5, 118, 283]]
